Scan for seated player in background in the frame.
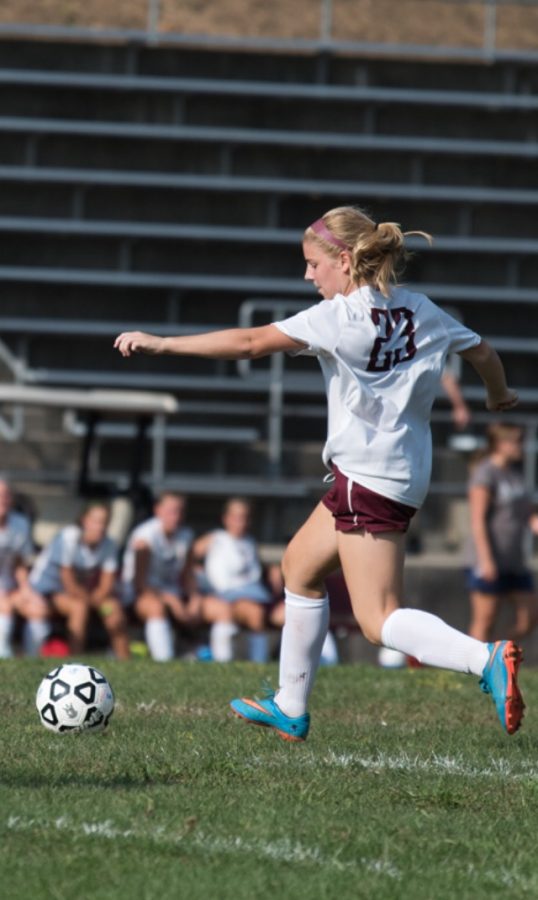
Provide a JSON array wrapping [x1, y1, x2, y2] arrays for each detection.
[[0, 477, 50, 657], [467, 422, 538, 642], [121, 491, 201, 661], [194, 498, 271, 663], [30, 502, 129, 659]]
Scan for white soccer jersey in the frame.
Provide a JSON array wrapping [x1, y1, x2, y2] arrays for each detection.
[[0, 512, 34, 592], [275, 285, 480, 508], [204, 530, 263, 593], [121, 517, 194, 596], [30, 524, 118, 595]]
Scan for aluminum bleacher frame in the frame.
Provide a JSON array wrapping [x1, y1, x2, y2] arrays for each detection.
[[0, 216, 537, 257], [3, 115, 538, 160], [2, 67, 538, 110], [0, 32, 537, 524]]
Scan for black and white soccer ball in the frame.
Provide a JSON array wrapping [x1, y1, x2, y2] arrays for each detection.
[[36, 663, 115, 734]]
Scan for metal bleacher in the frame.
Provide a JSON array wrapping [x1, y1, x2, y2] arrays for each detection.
[[0, 37, 537, 539]]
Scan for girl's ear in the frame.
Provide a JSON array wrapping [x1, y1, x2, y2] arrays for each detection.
[[339, 250, 352, 274]]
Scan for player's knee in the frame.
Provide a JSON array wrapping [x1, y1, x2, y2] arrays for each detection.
[[245, 606, 266, 632], [26, 602, 49, 621], [69, 597, 89, 621], [356, 614, 384, 645], [281, 546, 298, 584], [137, 595, 165, 620], [100, 600, 126, 628]]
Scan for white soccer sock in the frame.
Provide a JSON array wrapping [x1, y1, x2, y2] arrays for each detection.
[[247, 631, 269, 663], [381, 608, 489, 677], [276, 590, 329, 718], [145, 617, 174, 662], [320, 630, 339, 666], [0, 613, 13, 658], [210, 621, 238, 662], [23, 618, 50, 657]]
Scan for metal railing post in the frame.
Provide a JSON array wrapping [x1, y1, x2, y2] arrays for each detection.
[[146, 0, 160, 41], [320, 0, 333, 43], [268, 349, 285, 477], [483, 0, 498, 59], [151, 412, 167, 490]]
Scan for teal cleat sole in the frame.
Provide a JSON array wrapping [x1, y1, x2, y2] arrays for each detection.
[[480, 640, 524, 735], [230, 696, 310, 743]]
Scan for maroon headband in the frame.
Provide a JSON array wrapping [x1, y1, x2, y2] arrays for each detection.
[[309, 218, 349, 251]]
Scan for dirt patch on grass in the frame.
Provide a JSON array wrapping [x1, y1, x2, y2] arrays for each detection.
[[1, 0, 537, 52]]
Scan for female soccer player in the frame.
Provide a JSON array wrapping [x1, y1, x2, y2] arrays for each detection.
[[467, 423, 538, 642], [194, 497, 272, 663], [0, 478, 49, 657], [115, 205, 523, 739], [30, 502, 130, 659], [121, 491, 200, 661]]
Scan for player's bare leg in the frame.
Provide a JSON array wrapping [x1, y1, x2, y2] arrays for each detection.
[[469, 590, 500, 642], [509, 591, 538, 641], [88, 594, 130, 660], [52, 592, 89, 655], [203, 595, 237, 661], [234, 599, 269, 662], [231, 502, 340, 738], [0, 590, 14, 658], [11, 588, 50, 656], [337, 529, 524, 734]]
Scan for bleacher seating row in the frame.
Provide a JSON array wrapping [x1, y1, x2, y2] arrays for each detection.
[[0, 36, 537, 541]]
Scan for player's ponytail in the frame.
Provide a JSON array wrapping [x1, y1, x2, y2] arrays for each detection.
[[304, 206, 432, 298]]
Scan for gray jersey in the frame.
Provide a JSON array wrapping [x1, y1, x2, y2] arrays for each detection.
[[30, 525, 118, 595], [0, 512, 34, 592], [466, 459, 532, 572]]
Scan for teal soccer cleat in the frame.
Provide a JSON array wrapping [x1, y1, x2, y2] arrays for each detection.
[[230, 693, 310, 743], [479, 640, 524, 735]]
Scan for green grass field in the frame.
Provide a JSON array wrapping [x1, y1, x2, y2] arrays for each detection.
[[2, 659, 538, 900]]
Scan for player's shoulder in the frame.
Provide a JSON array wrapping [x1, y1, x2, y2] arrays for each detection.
[[177, 526, 194, 544], [389, 285, 435, 314], [102, 533, 119, 553], [470, 457, 497, 485], [132, 516, 159, 540], [61, 524, 81, 543], [7, 510, 31, 535]]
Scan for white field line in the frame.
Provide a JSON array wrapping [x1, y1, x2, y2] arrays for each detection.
[[321, 750, 538, 781], [4, 815, 400, 879], [245, 749, 538, 782]]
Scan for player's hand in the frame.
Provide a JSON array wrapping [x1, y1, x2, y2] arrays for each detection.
[[478, 560, 498, 582], [451, 402, 471, 430], [486, 388, 519, 411], [114, 331, 164, 357]]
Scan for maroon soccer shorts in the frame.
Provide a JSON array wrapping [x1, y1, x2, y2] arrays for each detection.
[[322, 464, 417, 534]]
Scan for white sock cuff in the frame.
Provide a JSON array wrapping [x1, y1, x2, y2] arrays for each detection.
[[215, 621, 239, 636], [284, 590, 329, 610], [381, 609, 401, 649]]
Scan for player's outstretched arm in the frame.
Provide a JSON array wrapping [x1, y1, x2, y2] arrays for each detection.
[[460, 340, 518, 411], [114, 325, 303, 360]]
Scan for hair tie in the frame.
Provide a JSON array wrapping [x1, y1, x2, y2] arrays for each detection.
[[309, 218, 349, 251]]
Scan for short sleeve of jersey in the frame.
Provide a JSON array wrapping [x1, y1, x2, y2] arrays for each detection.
[[273, 300, 342, 356], [469, 459, 495, 491], [13, 514, 34, 563], [437, 308, 481, 354], [102, 538, 119, 573], [57, 528, 79, 568]]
